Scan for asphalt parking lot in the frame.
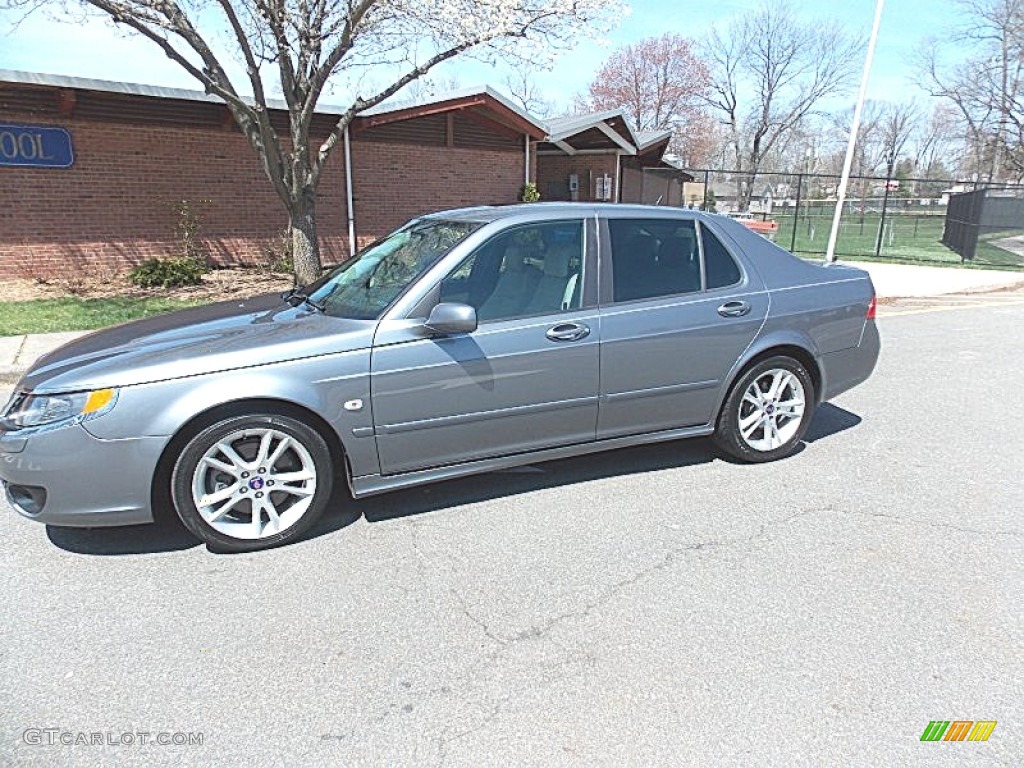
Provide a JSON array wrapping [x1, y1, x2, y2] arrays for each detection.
[[2, 292, 1022, 767]]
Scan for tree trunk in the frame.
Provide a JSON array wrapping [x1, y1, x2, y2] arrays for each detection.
[[290, 190, 321, 286]]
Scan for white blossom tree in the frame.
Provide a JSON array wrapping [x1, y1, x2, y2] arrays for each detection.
[[5, 0, 622, 282]]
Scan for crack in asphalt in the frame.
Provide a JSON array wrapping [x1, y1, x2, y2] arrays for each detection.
[[429, 503, 1020, 657], [435, 694, 510, 768], [448, 506, 822, 652], [360, 504, 1021, 762]]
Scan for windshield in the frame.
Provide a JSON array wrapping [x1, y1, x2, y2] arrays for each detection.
[[308, 219, 480, 319]]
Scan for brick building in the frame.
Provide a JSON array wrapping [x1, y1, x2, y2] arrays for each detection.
[[0, 71, 544, 278], [535, 111, 690, 206], [1, 71, 685, 280]]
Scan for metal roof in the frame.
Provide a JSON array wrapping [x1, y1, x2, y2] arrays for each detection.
[[636, 129, 673, 150], [544, 109, 641, 147], [0, 69, 667, 155], [362, 84, 540, 127], [0, 68, 299, 111], [0, 69, 546, 134]]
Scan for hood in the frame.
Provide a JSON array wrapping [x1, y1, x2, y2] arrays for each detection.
[[19, 293, 378, 394]]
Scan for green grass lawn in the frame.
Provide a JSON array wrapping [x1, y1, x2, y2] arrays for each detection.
[[0, 296, 205, 336], [773, 212, 1024, 269]]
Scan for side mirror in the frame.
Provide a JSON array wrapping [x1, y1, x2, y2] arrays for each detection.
[[423, 302, 477, 336]]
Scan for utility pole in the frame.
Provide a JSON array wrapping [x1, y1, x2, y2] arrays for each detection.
[[825, 0, 886, 264]]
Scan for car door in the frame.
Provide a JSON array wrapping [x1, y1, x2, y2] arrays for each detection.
[[370, 217, 600, 475], [597, 215, 768, 439]]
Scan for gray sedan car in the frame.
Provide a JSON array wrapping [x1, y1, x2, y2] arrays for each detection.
[[1, 204, 879, 551]]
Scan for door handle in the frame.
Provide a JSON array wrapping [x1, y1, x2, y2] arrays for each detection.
[[546, 322, 591, 342], [717, 300, 751, 318]]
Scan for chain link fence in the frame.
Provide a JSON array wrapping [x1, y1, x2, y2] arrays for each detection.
[[666, 168, 1024, 270]]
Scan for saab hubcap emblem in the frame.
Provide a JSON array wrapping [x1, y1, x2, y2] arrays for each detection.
[[249, 477, 265, 490]]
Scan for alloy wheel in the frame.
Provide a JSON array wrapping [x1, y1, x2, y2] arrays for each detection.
[[736, 368, 806, 452], [190, 427, 317, 540]]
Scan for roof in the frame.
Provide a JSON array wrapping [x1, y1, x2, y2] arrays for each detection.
[[0, 68, 547, 139], [539, 110, 674, 165], [355, 84, 546, 139], [0, 68, 296, 110], [545, 109, 640, 154], [636, 129, 673, 150], [0, 69, 672, 159], [364, 84, 535, 125]]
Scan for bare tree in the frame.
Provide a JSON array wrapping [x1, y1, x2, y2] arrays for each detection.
[[402, 75, 464, 104], [918, 0, 1024, 181], [910, 104, 961, 177], [875, 102, 919, 178], [502, 69, 553, 117], [699, 3, 861, 209], [3, 0, 621, 283]]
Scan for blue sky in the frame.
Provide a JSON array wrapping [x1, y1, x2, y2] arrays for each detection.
[[0, 0, 963, 113]]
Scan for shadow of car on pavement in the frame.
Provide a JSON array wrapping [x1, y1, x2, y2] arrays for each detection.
[[45, 403, 861, 556]]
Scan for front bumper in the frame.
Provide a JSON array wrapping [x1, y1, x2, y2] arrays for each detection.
[[0, 423, 166, 527]]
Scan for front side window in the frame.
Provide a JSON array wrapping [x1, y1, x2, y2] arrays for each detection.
[[608, 219, 701, 302], [440, 220, 584, 322], [310, 219, 479, 319]]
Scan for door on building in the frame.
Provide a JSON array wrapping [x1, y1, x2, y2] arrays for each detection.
[[596, 215, 769, 438], [370, 218, 600, 475]]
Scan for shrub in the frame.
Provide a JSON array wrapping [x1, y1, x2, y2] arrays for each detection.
[[128, 257, 208, 288], [519, 182, 541, 203], [172, 199, 212, 266], [259, 228, 295, 275]]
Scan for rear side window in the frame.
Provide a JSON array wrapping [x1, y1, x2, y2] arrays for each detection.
[[701, 227, 742, 289], [608, 219, 701, 302]]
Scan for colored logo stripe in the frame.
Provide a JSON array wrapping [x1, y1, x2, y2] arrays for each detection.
[[968, 722, 997, 742], [920, 721, 997, 742], [943, 721, 973, 741]]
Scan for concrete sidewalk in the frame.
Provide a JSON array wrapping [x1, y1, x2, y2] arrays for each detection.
[[0, 331, 88, 385], [1, 261, 1023, 387], [840, 260, 1024, 298]]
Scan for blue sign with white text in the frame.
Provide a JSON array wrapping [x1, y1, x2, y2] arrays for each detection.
[[0, 123, 74, 168]]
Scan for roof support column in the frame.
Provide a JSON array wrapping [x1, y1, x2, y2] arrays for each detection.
[[615, 152, 622, 203], [524, 134, 531, 186], [344, 125, 356, 258]]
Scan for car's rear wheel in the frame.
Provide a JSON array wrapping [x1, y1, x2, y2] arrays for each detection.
[[713, 355, 815, 463], [170, 413, 333, 552]]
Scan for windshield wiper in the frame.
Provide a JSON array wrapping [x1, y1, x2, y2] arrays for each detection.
[[282, 288, 325, 313]]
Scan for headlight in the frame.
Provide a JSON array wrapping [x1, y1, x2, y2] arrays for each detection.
[[0, 388, 118, 432]]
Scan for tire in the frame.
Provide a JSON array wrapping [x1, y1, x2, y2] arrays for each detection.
[[713, 355, 815, 463], [170, 413, 334, 552]]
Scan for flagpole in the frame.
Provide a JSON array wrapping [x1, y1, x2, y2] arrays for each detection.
[[825, 0, 886, 264]]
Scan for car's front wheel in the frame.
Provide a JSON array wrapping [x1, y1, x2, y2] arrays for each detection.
[[170, 413, 334, 552], [713, 356, 815, 463]]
